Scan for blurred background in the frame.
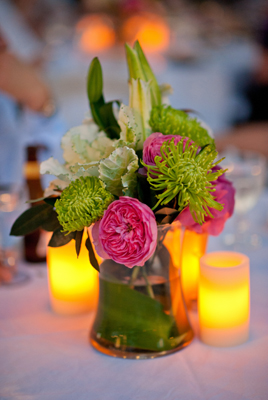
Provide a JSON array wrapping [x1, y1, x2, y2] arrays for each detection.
[[0, 0, 268, 281]]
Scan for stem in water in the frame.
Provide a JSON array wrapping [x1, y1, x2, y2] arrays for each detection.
[[142, 268, 155, 299], [129, 265, 140, 287]]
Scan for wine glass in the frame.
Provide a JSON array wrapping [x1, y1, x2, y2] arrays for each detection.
[[220, 148, 266, 250], [0, 183, 29, 285]]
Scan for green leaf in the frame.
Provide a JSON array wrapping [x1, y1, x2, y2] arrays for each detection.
[[85, 233, 100, 272], [75, 229, 84, 258], [125, 43, 146, 81], [129, 78, 152, 149], [90, 97, 105, 130], [44, 196, 60, 206], [99, 101, 121, 140], [87, 58, 105, 129], [41, 209, 61, 232], [137, 173, 158, 209], [134, 40, 161, 106], [87, 58, 121, 140], [136, 149, 143, 167], [26, 197, 46, 204], [10, 203, 54, 236], [27, 196, 60, 206], [87, 57, 103, 103], [92, 274, 182, 351], [48, 228, 76, 247]]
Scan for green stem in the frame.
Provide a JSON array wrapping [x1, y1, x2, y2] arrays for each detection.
[[129, 265, 140, 287], [142, 269, 155, 299]]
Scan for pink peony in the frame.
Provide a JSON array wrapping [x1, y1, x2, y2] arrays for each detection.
[[177, 166, 235, 236], [92, 197, 157, 268], [142, 132, 194, 167]]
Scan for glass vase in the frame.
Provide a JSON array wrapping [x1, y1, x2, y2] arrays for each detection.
[[90, 223, 194, 359]]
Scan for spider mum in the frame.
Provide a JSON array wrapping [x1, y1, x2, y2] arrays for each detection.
[[142, 139, 225, 224], [55, 176, 114, 233]]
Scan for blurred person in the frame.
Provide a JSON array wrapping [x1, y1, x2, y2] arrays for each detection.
[[216, 15, 268, 159], [216, 123, 268, 158], [0, 32, 66, 276], [0, 32, 64, 187], [244, 17, 268, 122], [0, 37, 52, 114], [0, 0, 44, 63]]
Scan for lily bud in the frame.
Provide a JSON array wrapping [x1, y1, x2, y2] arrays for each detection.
[[129, 78, 152, 149], [125, 41, 161, 107]]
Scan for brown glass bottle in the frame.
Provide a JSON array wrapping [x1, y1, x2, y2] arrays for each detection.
[[23, 146, 47, 263]]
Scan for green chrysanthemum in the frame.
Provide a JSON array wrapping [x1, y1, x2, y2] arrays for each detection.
[[149, 105, 214, 148], [55, 176, 114, 233], [142, 139, 225, 225]]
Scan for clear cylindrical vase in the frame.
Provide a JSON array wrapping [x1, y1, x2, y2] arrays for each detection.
[[90, 223, 194, 359]]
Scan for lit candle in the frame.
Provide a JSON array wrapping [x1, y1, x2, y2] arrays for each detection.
[[122, 13, 170, 53], [181, 230, 208, 307], [47, 236, 99, 315], [76, 14, 115, 53], [198, 251, 250, 347]]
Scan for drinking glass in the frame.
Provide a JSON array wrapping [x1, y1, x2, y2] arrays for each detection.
[[221, 149, 266, 249], [0, 183, 29, 285]]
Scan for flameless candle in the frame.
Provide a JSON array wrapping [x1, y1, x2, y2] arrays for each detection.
[[76, 15, 115, 53], [198, 251, 250, 347], [122, 13, 170, 53], [47, 235, 99, 315], [181, 230, 208, 307]]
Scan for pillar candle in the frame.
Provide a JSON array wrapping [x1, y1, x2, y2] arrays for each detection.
[[47, 236, 99, 315], [198, 251, 250, 347]]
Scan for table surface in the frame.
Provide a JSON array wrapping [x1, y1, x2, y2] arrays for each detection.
[[1, 192, 268, 400]]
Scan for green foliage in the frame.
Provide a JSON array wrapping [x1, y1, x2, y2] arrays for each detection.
[[87, 58, 120, 139], [48, 229, 76, 247], [137, 172, 158, 209], [85, 232, 100, 272], [149, 105, 214, 148], [75, 229, 84, 258], [125, 41, 161, 107], [92, 269, 185, 351], [41, 209, 61, 232], [10, 203, 56, 236]]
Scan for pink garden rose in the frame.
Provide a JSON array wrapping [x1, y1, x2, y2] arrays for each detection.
[[142, 132, 194, 167], [177, 166, 235, 236], [92, 197, 157, 268]]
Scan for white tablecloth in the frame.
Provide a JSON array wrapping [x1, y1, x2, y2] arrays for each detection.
[[1, 193, 268, 400]]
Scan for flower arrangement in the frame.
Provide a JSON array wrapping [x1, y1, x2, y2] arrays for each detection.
[[10, 41, 235, 272], [10, 42, 236, 357]]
